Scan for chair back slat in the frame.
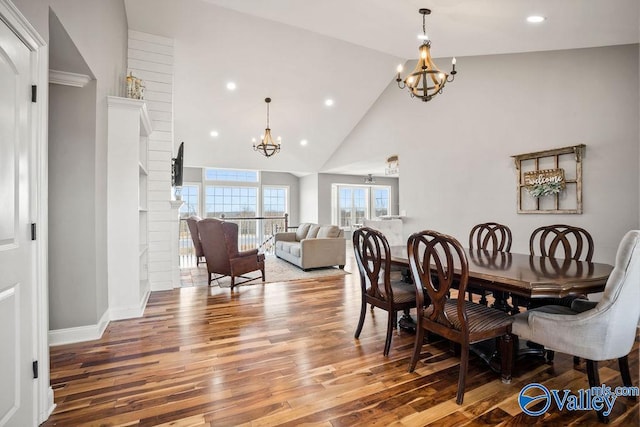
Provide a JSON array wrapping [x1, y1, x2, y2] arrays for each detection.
[[352, 227, 392, 301], [469, 222, 512, 252], [530, 224, 594, 261], [408, 230, 469, 332]]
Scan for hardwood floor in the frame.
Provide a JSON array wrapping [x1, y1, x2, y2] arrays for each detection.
[[44, 262, 639, 426]]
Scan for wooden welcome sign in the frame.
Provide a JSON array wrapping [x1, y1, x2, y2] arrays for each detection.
[[524, 169, 565, 188]]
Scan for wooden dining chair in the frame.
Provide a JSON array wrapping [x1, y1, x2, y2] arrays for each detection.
[[352, 227, 417, 356], [523, 224, 595, 307], [467, 222, 512, 305], [407, 230, 514, 405]]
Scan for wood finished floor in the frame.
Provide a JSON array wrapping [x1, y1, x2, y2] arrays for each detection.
[[45, 266, 639, 426]]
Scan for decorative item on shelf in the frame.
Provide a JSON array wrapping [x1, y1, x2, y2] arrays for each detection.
[[126, 72, 145, 100], [396, 8, 456, 102], [253, 97, 281, 157], [364, 174, 376, 184], [385, 155, 399, 175], [525, 169, 565, 198]]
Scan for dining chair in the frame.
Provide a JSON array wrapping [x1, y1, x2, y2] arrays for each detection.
[[523, 224, 595, 308], [467, 222, 512, 305], [185, 215, 204, 266], [512, 230, 640, 423], [197, 218, 265, 288], [352, 227, 417, 356], [407, 230, 514, 404]]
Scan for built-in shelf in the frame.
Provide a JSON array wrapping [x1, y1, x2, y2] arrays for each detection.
[[107, 96, 152, 320]]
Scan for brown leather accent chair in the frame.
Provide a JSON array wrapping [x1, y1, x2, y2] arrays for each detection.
[[185, 215, 204, 266], [352, 227, 417, 356], [197, 218, 265, 288], [407, 230, 514, 405]]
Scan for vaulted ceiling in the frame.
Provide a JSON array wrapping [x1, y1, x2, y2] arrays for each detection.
[[124, 0, 639, 176]]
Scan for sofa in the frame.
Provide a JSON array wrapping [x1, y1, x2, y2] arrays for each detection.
[[274, 223, 346, 270]]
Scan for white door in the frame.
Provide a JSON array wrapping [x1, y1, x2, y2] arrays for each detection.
[[0, 18, 35, 427]]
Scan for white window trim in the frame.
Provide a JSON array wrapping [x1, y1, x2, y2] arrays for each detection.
[[331, 183, 393, 228]]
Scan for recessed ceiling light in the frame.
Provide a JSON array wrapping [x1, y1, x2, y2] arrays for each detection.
[[226, 82, 237, 90], [325, 99, 334, 107], [526, 15, 546, 23], [210, 130, 219, 137], [300, 139, 308, 146]]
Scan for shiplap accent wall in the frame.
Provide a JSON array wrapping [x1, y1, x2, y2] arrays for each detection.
[[128, 30, 179, 291]]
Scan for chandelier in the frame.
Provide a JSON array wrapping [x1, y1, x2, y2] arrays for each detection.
[[396, 8, 456, 102], [364, 174, 376, 184], [385, 155, 399, 175], [253, 97, 281, 157]]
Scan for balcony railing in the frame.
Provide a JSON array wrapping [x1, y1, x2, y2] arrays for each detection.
[[179, 214, 289, 268]]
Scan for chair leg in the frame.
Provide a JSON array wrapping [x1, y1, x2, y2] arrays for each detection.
[[230, 276, 235, 289], [618, 356, 636, 394], [586, 360, 608, 423], [408, 326, 425, 372], [456, 345, 469, 405], [383, 311, 394, 356], [499, 334, 513, 384], [261, 267, 265, 282], [354, 298, 367, 339]]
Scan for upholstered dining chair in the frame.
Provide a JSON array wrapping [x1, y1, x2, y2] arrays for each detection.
[[512, 230, 640, 423], [185, 215, 204, 266], [197, 218, 265, 289], [467, 222, 512, 305], [352, 227, 417, 356], [407, 230, 514, 405]]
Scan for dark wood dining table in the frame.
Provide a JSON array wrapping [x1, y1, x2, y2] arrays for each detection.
[[389, 246, 614, 312], [389, 246, 614, 367]]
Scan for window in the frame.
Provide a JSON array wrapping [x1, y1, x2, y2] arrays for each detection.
[[333, 185, 392, 227], [179, 184, 200, 218], [263, 186, 288, 217], [337, 187, 367, 228], [204, 168, 258, 182], [373, 188, 390, 217], [205, 186, 257, 218]]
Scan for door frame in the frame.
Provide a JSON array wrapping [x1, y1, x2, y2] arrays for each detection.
[[0, 0, 53, 423]]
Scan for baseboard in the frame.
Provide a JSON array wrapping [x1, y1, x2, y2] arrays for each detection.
[[109, 289, 151, 321], [40, 387, 55, 424], [48, 309, 110, 346]]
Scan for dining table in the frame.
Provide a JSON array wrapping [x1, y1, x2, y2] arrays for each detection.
[[389, 246, 614, 313], [388, 245, 614, 369]]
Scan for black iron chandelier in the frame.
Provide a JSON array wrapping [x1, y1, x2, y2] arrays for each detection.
[[396, 8, 457, 102], [253, 97, 281, 157]]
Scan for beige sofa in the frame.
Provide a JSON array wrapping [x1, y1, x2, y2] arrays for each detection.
[[274, 223, 346, 270]]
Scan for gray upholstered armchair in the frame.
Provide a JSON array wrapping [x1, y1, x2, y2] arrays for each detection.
[[512, 230, 640, 423]]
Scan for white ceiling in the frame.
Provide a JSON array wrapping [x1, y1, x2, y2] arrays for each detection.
[[124, 0, 639, 176]]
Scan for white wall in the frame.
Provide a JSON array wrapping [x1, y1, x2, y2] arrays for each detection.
[[299, 174, 319, 223], [330, 45, 639, 264], [127, 30, 177, 291], [48, 81, 97, 329]]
